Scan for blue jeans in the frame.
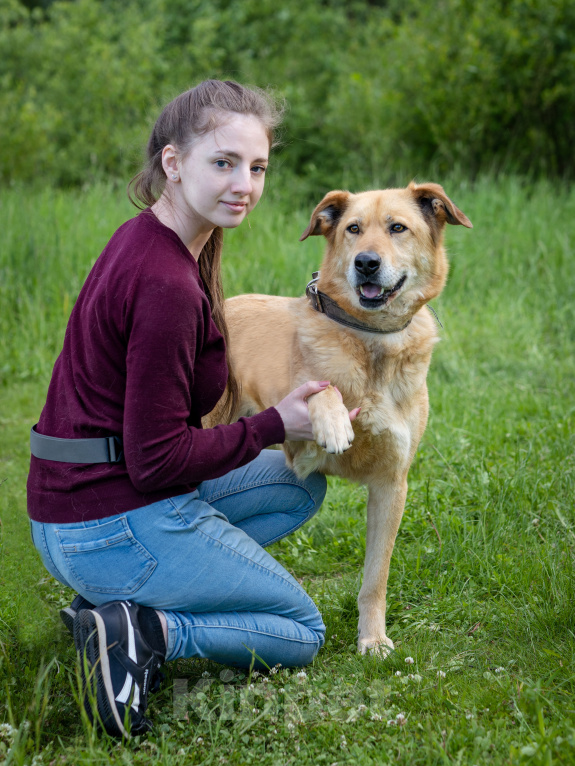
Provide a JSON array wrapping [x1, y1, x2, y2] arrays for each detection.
[[30, 450, 327, 669]]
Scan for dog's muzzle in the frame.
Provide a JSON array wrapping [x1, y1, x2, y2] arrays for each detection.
[[353, 251, 406, 308]]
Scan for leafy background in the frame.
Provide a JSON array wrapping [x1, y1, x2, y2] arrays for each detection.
[[1, 0, 575, 190]]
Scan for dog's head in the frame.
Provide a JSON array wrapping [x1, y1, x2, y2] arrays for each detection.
[[300, 182, 472, 324]]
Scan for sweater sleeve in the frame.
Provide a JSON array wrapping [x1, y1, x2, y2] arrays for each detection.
[[122, 258, 285, 494]]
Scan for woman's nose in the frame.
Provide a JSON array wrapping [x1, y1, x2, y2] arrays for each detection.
[[230, 166, 253, 195]]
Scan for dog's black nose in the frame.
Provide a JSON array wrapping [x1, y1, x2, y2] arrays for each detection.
[[354, 251, 381, 276]]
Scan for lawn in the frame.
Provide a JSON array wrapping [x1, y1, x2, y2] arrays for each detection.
[[1, 175, 574, 765]]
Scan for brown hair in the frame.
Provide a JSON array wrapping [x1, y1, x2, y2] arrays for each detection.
[[128, 80, 284, 422]]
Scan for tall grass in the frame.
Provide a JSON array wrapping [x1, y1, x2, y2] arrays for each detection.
[[1, 175, 575, 764]]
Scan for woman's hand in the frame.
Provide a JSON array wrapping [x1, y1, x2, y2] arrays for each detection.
[[274, 381, 360, 442]]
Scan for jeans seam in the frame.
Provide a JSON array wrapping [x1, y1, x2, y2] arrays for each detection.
[[38, 523, 67, 583], [167, 624, 320, 644], [192, 524, 320, 612], [200, 479, 316, 507]]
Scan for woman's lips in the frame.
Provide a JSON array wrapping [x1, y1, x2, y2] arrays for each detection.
[[221, 201, 247, 213]]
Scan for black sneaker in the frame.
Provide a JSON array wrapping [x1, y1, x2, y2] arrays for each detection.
[[60, 594, 95, 636], [73, 600, 164, 738]]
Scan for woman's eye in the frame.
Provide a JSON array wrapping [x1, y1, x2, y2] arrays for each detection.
[[347, 224, 360, 234], [215, 160, 230, 168], [252, 165, 267, 175], [391, 223, 406, 233]]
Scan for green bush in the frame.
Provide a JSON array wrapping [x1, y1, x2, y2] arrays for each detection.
[[1, 0, 574, 189]]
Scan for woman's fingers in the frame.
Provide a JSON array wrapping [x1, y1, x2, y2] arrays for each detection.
[[298, 380, 330, 400], [276, 381, 361, 442]]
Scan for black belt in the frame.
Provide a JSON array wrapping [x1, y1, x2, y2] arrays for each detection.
[[30, 425, 123, 464]]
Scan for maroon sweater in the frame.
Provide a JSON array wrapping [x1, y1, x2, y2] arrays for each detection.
[[27, 209, 285, 523]]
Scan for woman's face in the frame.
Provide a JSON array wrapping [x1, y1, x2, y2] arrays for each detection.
[[174, 113, 270, 232]]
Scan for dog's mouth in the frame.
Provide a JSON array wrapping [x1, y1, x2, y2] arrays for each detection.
[[356, 275, 407, 308]]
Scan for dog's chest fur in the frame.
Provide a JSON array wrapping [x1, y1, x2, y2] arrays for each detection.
[[286, 307, 436, 481]]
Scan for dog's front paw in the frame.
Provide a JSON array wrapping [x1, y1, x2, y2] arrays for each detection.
[[314, 411, 355, 454], [357, 635, 395, 657], [307, 385, 355, 454]]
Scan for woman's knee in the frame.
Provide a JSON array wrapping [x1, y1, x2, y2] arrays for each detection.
[[304, 471, 327, 517]]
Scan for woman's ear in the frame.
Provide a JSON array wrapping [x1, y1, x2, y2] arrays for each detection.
[[161, 145, 179, 181]]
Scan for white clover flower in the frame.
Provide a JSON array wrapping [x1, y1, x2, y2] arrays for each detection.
[[532, 518, 539, 526], [371, 713, 383, 721], [340, 740, 348, 749], [495, 666, 505, 674], [387, 719, 397, 726], [252, 671, 260, 678], [202, 671, 211, 678], [396, 713, 407, 726], [437, 670, 446, 679], [296, 670, 308, 680], [270, 666, 278, 674], [248, 683, 255, 690], [287, 722, 295, 730], [395, 670, 402, 677], [196, 737, 204, 744], [407, 673, 415, 680], [429, 623, 440, 632], [413, 674, 422, 682], [405, 656, 414, 665], [465, 712, 473, 720], [280, 687, 286, 693], [253, 708, 259, 714], [358, 704, 367, 713]]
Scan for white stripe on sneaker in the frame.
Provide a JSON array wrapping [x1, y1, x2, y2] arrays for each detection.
[[115, 674, 133, 705], [131, 682, 141, 712], [114, 602, 140, 711], [122, 602, 138, 663]]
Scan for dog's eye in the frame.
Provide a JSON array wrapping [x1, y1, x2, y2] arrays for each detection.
[[346, 224, 360, 234], [391, 223, 406, 233]]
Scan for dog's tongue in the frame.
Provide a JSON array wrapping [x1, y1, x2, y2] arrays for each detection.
[[361, 284, 381, 299]]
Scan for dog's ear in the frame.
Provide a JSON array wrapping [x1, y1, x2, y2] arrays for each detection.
[[410, 182, 473, 229], [299, 190, 352, 241]]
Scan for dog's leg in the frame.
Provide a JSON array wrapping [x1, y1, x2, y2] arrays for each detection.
[[306, 385, 355, 454], [357, 475, 408, 655]]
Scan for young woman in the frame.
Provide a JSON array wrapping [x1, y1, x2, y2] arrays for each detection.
[[27, 80, 358, 738]]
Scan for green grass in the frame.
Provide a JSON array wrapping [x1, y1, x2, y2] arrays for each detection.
[[1, 175, 575, 764]]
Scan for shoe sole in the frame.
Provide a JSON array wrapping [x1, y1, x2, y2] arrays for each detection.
[[74, 609, 129, 739], [60, 607, 76, 636]]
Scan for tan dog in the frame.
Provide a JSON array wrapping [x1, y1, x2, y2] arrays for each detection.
[[220, 182, 471, 653]]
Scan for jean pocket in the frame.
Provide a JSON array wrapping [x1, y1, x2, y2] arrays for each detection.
[[55, 516, 157, 595]]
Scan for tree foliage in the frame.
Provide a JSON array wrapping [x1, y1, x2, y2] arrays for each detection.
[[1, 0, 574, 188]]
